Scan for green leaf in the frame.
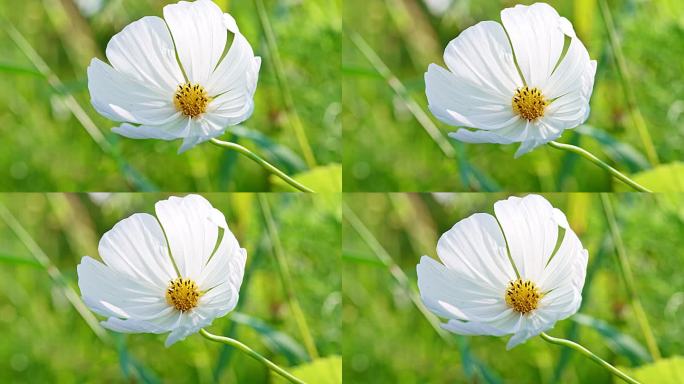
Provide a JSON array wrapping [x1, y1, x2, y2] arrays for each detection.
[[230, 312, 309, 365], [0, 62, 43, 76], [0, 253, 44, 268], [572, 314, 651, 365], [271, 164, 342, 192], [618, 356, 684, 384], [616, 162, 684, 192], [342, 252, 385, 267], [273, 356, 342, 384]]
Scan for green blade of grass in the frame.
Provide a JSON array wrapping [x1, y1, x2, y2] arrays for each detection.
[[5, 22, 158, 191], [0, 253, 44, 268], [259, 195, 319, 360], [598, 0, 659, 166], [0, 200, 109, 343], [255, 0, 317, 168]]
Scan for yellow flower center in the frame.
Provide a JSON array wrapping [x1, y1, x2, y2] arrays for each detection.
[[512, 86, 547, 121], [174, 83, 210, 118], [166, 277, 201, 312], [505, 279, 542, 315]]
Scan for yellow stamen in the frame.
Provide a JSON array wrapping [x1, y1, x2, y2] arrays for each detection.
[[165, 277, 201, 312], [173, 83, 210, 118], [505, 278, 543, 315], [512, 86, 548, 121]]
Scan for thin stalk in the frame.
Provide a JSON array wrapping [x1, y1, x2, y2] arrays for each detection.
[[540, 332, 641, 384], [258, 196, 319, 359], [210, 139, 313, 193], [0, 202, 109, 343], [600, 194, 661, 360], [597, 0, 659, 166], [547, 141, 651, 192], [199, 329, 305, 384], [348, 30, 456, 159], [343, 202, 453, 344], [254, 0, 317, 168]]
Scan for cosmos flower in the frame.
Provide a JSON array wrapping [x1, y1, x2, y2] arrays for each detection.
[[88, 0, 261, 153], [425, 2, 596, 157], [77, 194, 247, 347], [417, 194, 588, 349]]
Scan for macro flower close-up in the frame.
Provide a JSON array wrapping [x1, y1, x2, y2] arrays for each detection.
[[425, 2, 597, 157], [77, 194, 246, 347], [417, 194, 588, 348], [88, 0, 261, 153]]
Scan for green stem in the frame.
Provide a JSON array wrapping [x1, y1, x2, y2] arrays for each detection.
[[199, 329, 305, 384], [209, 139, 314, 193], [540, 332, 641, 384], [600, 194, 662, 360], [547, 141, 651, 192], [259, 196, 319, 359]]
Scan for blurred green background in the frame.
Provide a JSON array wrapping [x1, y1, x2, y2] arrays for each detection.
[[343, 0, 684, 191], [343, 193, 684, 383], [0, 0, 341, 191], [0, 193, 341, 382]]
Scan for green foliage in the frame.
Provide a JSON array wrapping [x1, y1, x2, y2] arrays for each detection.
[[0, 193, 341, 382], [0, 0, 341, 191], [273, 356, 343, 384], [272, 164, 343, 192], [619, 356, 684, 384], [621, 162, 684, 191]]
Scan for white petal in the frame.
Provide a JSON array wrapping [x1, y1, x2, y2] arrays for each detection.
[[175, 117, 228, 153], [205, 30, 260, 97], [197, 225, 245, 290], [98, 213, 178, 288], [449, 119, 529, 145], [505, 312, 556, 349], [542, 38, 594, 100], [538, 228, 587, 293], [154, 195, 225, 280], [164, 309, 219, 347], [417, 256, 508, 321], [112, 117, 191, 141], [425, 20, 522, 130], [442, 319, 511, 336], [105, 16, 184, 93], [101, 309, 180, 334], [88, 59, 178, 125], [77, 256, 168, 320], [493, 195, 562, 282], [513, 120, 564, 158], [501, 3, 569, 88], [163, 0, 227, 84], [436, 213, 517, 291], [537, 281, 583, 323]]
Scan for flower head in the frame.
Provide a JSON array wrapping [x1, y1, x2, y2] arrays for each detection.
[[77, 194, 247, 347], [425, 3, 596, 157], [88, 0, 261, 153], [417, 194, 588, 349]]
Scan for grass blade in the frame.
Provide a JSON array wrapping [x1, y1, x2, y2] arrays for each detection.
[[259, 195, 319, 359], [0, 201, 109, 343], [255, 0, 318, 168]]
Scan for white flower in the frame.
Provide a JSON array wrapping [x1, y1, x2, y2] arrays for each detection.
[[417, 194, 588, 349], [77, 194, 247, 347], [88, 0, 261, 153], [425, 3, 596, 157]]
